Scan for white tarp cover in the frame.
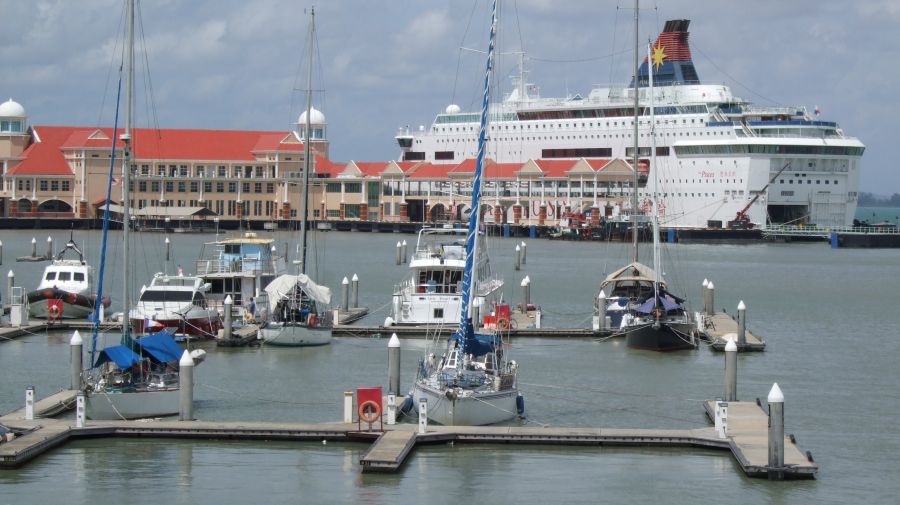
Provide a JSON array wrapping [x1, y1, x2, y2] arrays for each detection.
[[264, 274, 331, 311]]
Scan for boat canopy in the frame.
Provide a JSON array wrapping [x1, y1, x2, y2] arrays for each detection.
[[264, 274, 332, 311], [600, 261, 661, 288], [451, 331, 502, 357], [93, 345, 142, 370], [136, 331, 184, 363], [636, 295, 681, 314]]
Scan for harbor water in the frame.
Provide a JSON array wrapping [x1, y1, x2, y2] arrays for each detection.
[[0, 228, 897, 504]]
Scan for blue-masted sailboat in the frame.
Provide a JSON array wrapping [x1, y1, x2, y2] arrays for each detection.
[[411, 0, 523, 426]]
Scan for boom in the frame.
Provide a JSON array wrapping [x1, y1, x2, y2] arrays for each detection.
[[729, 162, 792, 229]]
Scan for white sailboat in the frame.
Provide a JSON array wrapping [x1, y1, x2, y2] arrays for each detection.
[[411, 0, 523, 426], [259, 8, 332, 347], [597, 4, 695, 351], [85, 0, 188, 419]]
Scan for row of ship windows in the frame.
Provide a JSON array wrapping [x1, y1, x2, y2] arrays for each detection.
[[430, 130, 730, 144], [435, 117, 706, 133], [779, 179, 839, 185]]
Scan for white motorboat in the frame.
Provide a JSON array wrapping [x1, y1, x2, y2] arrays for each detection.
[[129, 272, 222, 339], [28, 235, 109, 319]]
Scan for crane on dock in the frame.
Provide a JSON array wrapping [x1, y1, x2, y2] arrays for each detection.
[[728, 162, 792, 229]]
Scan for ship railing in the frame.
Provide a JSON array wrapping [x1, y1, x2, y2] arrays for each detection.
[[195, 258, 272, 276], [763, 224, 900, 237]]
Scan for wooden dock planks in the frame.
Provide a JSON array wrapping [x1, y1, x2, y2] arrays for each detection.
[[702, 312, 766, 351], [359, 428, 418, 472]]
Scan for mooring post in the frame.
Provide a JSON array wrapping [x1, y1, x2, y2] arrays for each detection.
[[520, 276, 530, 312], [708, 281, 716, 316], [768, 383, 785, 480], [30, 237, 36, 258], [165, 236, 171, 262], [341, 276, 349, 312], [0, 239, 4, 265], [725, 338, 737, 401], [223, 295, 233, 340], [521, 241, 527, 264], [701, 279, 709, 315], [25, 386, 34, 420], [515, 244, 521, 271], [418, 398, 428, 434], [179, 350, 194, 421], [343, 391, 353, 423], [351, 274, 359, 309], [6, 269, 13, 306], [75, 391, 85, 428], [388, 333, 400, 396], [401, 240, 408, 264], [737, 300, 747, 347], [70, 330, 83, 390], [46, 236, 53, 259], [597, 291, 607, 331], [386, 393, 397, 425], [395, 241, 402, 265]]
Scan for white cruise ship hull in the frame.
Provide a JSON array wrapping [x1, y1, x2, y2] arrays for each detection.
[[259, 322, 331, 346], [412, 382, 518, 426], [85, 388, 179, 420]]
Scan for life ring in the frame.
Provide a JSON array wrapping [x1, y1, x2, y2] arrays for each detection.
[[48, 303, 62, 320], [358, 400, 381, 424], [497, 318, 510, 330]]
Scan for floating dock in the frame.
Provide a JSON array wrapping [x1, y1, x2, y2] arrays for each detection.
[[1, 392, 815, 479], [702, 313, 766, 351]]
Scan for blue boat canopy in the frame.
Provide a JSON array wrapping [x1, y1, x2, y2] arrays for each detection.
[[636, 295, 681, 314], [136, 330, 183, 363], [93, 345, 142, 370], [451, 330, 501, 357]]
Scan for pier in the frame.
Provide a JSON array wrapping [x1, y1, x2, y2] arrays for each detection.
[[702, 312, 766, 351], [0, 390, 815, 479]]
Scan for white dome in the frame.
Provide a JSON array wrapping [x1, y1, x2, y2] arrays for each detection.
[[298, 106, 326, 125], [445, 104, 461, 114], [0, 98, 26, 117]]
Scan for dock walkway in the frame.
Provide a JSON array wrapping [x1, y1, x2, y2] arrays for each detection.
[[702, 313, 765, 351]]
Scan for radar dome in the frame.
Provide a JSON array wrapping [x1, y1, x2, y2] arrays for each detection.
[[298, 107, 326, 125], [445, 104, 461, 114], [0, 98, 26, 117]]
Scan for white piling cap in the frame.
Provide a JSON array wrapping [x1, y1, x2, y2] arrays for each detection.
[[515, 245, 521, 251], [352, 274, 359, 281], [708, 281, 714, 289], [702, 278, 708, 287], [224, 294, 233, 305], [598, 291, 606, 300], [342, 276, 349, 284], [389, 333, 400, 348], [165, 237, 170, 244], [768, 383, 784, 403], [402, 240, 407, 245], [47, 236, 52, 242], [520, 277, 529, 286], [521, 241, 526, 247], [70, 330, 83, 345], [31, 237, 36, 244], [738, 300, 746, 310], [396, 241, 401, 247], [725, 338, 737, 352], [524, 275, 530, 283], [179, 349, 194, 367], [8, 270, 14, 277]]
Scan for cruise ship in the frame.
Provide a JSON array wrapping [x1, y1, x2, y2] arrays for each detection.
[[395, 19, 864, 229]]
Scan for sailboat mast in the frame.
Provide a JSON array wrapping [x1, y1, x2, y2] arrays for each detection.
[[122, 0, 135, 340], [630, 0, 640, 263], [298, 8, 315, 275], [648, 41, 660, 303], [459, 0, 497, 337]]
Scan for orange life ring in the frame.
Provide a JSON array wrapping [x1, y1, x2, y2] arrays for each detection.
[[497, 318, 510, 330], [48, 302, 62, 320], [358, 400, 381, 424]]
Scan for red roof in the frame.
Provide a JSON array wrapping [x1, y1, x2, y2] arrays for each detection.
[[9, 126, 79, 176], [251, 132, 304, 152], [353, 161, 389, 177], [394, 162, 419, 173], [447, 159, 517, 179], [533, 159, 577, 177], [585, 159, 612, 171], [408, 162, 452, 179], [313, 156, 343, 177]]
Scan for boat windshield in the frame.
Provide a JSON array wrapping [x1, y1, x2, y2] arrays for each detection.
[[139, 290, 193, 302]]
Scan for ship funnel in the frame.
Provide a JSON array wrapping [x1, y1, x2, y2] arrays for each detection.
[[631, 19, 699, 88]]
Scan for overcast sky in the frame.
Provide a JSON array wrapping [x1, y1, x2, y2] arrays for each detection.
[[2, 0, 897, 194]]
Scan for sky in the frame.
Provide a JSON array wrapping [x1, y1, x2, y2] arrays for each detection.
[[2, 0, 898, 194]]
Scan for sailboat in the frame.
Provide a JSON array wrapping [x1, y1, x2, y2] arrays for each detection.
[[411, 0, 523, 426], [258, 8, 332, 347], [598, 5, 695, 351], [84, 0, 190, 419]]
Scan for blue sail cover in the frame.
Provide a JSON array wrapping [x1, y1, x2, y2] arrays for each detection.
[[93, 345, 142, 369], [451, 331, 502, 357], [636, 295, 681, 314], [136, 330, 183, 364]]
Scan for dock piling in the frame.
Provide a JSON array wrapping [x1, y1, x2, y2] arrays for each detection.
[[46, 236, 53, 259], [351, 274, 359, 309], [768, 383, 785, 480], [25, 386, 34, 420], [30, 237, 36, 258], [737, 301, 747, 346], [75, 392, 85, 428], [395, 241, 401, 265], [165, 236, 171, 262], [515, 244, 521, 271], [725, 338, 737, 401], [707, 281, 716, 316], [0, 239, 4, 264], [179, 350, 194, 421], [401, 240, 408, 264], [596, 291, 607, 331], [343, 391, 353, 423], [70, 331, 83, 390], [8, 269, 14, 303], [520, 276, 530, 312], [341, 277, 350, 312], [521, 241, 527, 264], [388, 333, 400, 396], [702, 279, 709, 315], [223, 295, 233, 340], [418, 398, 427, 434]]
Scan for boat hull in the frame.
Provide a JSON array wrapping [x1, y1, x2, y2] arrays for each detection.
[[129, 314, 222, 339], [29, 298, 94, 320], [259, 322, 331, 346], [412, 382, 518, 426], [85, 388, 180, 420], [624, 321, 697, 351]]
